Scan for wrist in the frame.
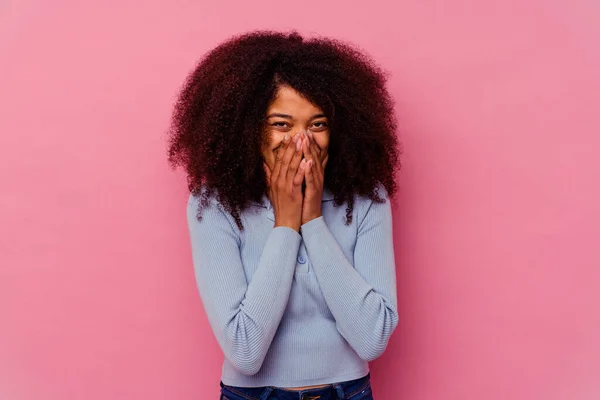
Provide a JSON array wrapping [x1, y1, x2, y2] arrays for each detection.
[[301, 213, 322, 225], [274, 221, 301, 232], [300, 215, 326, 236]]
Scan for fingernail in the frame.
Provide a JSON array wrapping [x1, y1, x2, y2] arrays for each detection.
[[284, 133, 290, 142], [296, 138, 301, 151], [307, 159, 313, 168]]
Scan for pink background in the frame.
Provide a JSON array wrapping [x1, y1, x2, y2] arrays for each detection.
[[1, 1, 599, 399]]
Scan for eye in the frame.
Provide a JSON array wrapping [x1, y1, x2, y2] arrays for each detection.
[[271, 122, 290, 128], [311, 121, 328, 130]]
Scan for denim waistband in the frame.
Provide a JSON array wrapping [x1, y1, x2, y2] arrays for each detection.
[[219, 372, 371, 400]]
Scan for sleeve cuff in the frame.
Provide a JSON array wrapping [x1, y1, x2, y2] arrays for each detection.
[[271, 225, 302, 244], [300, 215, 327, 236]]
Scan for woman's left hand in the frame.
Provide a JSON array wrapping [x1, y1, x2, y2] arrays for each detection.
[[301, 131, 329, 225]]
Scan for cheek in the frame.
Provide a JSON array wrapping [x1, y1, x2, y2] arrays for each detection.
[[261, 133, 278, 168], [315, 137, 329, 156], [261, 146, 276, 170]]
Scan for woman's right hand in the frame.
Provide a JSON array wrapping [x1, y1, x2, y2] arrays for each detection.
[[263, 132, 309, 232]]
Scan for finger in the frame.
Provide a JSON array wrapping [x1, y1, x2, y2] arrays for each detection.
[[271, 137, 288, 184], [307, 131, 322, 157], [287, 134, 304, 185], [293, 158, 306, 188], [303, 134, 323, 184], [304, 158, 315, 189], [307, 133, 324, 181], [321, 153, 329, 169], [302, 132, 312, 161], [274, 134, 292, 186], [277, 134, 298, 188], [263, 162, 271, 187]]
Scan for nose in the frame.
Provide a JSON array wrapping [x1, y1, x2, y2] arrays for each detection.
[[292, 129, 307, 138]]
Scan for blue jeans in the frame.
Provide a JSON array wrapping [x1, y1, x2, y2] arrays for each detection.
[[219, 373, 373, 399]]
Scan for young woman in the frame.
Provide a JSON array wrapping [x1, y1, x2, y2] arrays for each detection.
[[167, 30, 401, 400]]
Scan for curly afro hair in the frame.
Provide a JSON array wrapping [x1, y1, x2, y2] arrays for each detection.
[[167, 30, 402, 230]]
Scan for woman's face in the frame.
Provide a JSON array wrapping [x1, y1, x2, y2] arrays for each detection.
[[262, 85, 330, 171]]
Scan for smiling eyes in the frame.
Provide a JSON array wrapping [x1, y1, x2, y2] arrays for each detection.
[[267, 119, 329, 152], [270, 121, 328, 130]]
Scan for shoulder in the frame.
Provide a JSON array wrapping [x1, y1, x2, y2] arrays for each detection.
[[187, 184, 215, 211], [353, 182, 392, 226], [354, 181, 390, 207], [186, 185, 230, 224]]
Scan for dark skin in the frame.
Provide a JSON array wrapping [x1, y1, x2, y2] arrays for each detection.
[[168, 31, 401, 233], [168, 32, 401, 390], [262, 85, 329, 233], [260, 86, 330, 390]]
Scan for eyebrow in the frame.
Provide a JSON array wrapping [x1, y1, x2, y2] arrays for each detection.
[[266, 113, 327, 120]]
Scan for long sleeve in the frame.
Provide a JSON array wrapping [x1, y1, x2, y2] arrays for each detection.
[[299, 185, 399, 361], [187, 193, 302, 375]]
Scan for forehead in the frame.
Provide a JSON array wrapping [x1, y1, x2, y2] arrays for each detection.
[[267, 85, 323, 115]]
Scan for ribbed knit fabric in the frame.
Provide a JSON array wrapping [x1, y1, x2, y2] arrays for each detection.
[[186, 182, 399, 388]]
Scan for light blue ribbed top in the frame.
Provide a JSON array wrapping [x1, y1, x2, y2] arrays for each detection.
[[186, 182, 399, 388]]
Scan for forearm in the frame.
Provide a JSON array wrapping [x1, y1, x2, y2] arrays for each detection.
[[192, 221, 301, 375], [300, 216, 398, 361]]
